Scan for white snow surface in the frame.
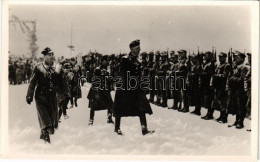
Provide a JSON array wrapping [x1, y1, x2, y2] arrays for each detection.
[[8, 83, 251, 155]]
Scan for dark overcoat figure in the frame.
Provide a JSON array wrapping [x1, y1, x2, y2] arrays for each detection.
[[112, 53, 153, 117], [227, 59, 248, 128], [26, 62, 68, 135], [87, 66, 113, 111], [187, 56, 202, 114], [70, 64, 82, 99]]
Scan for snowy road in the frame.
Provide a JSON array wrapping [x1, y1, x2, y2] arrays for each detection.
[[8, 84, 251, 155]]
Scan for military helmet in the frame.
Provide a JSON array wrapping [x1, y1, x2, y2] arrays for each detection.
[[218, 52, 227, 57]]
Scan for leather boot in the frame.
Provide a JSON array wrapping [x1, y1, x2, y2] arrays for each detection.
[[141, 125, 155, 135]]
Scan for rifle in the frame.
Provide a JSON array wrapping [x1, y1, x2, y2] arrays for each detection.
[[214, 47, 217, 62], [197, 46, 202, 68], [187, 49, 191, 72], [228, 48, 233, 66]]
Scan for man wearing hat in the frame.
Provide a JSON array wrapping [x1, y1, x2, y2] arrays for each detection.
[[210, 52, 231, 123], [156, 51, 170, 107], [87, 55, 114, 125], [227, 51, 249, 129], [112, 40, 154, 135], [187, 54, 202, 115], [176, 49, 189, 112], [26, 47, 69, 143], [200, 51, 216, 120]]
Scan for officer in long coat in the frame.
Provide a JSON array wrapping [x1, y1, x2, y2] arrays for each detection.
[[112, 40, 154, 135], [26, 47, 69, 143], [87, 55, 114, 125], [210, 52, 231, 123], [227, 51, 249, 129]]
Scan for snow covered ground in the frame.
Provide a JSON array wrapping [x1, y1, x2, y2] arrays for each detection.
[[8, 83, 251, 155]]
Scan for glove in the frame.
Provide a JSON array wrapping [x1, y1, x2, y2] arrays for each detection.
[[26, 97, 33, 105]]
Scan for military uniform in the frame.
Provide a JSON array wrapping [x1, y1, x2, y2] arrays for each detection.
[[112, 40, 154, 135], [201, 52, 216, 120], [26, 47, 69, 143], [58, 63, 72, 121], [176, 50, 189, 112], [156, 52, 170, 107], [245, 53, 251, 120], [151, 52, 161, 105], [187, 55, 202, 115], [211, 53, 231, 123], [168, 52, 182, 110], [140, 52, 149, 94], [147, 52, 155, 102], [227, 52, 248, 129]]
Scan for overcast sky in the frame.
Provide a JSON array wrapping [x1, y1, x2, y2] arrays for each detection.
[[9, 4, 252, 58]]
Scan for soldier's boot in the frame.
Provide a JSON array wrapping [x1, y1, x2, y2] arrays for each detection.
[[74, 99, 78, 107], [228, 115, 239, 127], [201, 109, 214, 120], [178, 102, 183, 111], [181, 104, 189, 113], [88, 119, 94, 125], [216, 112, 223, 122], [114, 117, 122, 135], [155, 99, 161, 106], [107, 116, 114, 124], [172, 101, 179, 110], [141, 125, 155, 136], [149, 93, 154, 103], [222, 113, 228, 123], [201, 114, 214, 120], [160, 99, 168, 108], [236, 118, 244, 129], [191, 107, 201, 116], [64, 115, 69, 119], [44, 135, 51, 144], [114, 128, 123, 135]]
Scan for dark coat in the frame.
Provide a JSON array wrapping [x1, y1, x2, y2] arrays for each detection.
[[187, 64, 201, 107], [70, 64, 82, 99], [26, 62, 68, 133], [200, 61, 215, 108], [111, 53, 153, 117], [226, 63, 248, 115], [87, 66, 113, 111]]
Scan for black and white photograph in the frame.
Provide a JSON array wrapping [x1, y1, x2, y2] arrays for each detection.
[[0, 1, 259, 161]]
